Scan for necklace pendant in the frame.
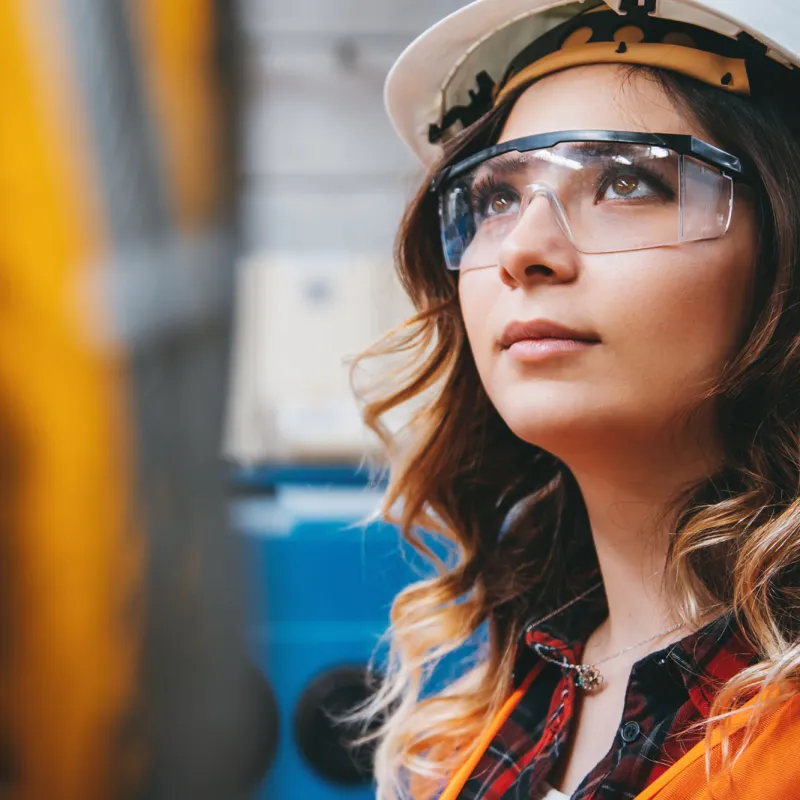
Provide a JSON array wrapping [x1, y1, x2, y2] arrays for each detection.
[[576, 665, 604, 691]]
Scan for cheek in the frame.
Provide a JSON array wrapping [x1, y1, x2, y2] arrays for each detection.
[[632, 225, 756, 340], [612, 229, 756, 382], [458, 271, 502, 363]]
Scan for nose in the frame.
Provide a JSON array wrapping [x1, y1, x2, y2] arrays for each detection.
[[497, 187, 580, 288]]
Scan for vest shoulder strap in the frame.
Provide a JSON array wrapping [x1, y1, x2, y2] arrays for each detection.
[[437, 663, 544, 800]]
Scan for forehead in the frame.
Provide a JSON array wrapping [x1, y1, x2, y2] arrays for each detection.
[[499, 64, 701, 144]]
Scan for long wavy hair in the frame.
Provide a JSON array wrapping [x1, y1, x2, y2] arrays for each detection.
[[350, 64, 800, 800]]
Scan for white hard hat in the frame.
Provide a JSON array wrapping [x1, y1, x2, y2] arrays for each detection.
[[385, 0, 800, 167]]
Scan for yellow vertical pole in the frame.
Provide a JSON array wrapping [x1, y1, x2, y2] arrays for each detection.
[[0, 2, 140, 797]]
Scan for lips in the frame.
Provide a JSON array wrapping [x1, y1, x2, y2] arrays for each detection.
[[499, 319, 601, 349]]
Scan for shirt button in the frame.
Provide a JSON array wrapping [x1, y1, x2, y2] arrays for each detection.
[[620, 721, 641, 743]]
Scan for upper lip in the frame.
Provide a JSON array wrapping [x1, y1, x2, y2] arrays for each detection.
[[499, 319, 601, 348]]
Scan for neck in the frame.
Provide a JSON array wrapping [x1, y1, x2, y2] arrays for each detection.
[[561, 427, 720, 652]]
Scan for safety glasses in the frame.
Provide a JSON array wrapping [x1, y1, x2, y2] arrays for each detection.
[[430, 130, 751, 271]]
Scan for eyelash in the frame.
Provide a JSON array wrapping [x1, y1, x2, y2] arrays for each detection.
[[469, 174, 510, 213], [595, 162, 676, 202]]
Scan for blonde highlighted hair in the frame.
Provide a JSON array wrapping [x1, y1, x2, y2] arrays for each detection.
[[350, 65, 800, 799]]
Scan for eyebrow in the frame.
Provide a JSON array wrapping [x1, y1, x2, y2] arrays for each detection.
[[470, 153, 520, 184], [466, 140, 678, 189], [488, 153, 521, 174], [475, 141, 656, 171], [552, 141, 646, 157], [470, 145, 609, 182]]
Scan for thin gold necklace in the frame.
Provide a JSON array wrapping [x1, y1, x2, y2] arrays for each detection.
[[525, 581, 689, 692]]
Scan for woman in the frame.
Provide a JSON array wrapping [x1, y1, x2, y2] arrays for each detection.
[[353, 1, 800, 798]]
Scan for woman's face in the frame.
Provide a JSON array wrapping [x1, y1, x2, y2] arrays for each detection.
[[457, 65, 757, 458]]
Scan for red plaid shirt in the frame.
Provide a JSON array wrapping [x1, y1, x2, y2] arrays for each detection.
[[456, 590, 759, 799]]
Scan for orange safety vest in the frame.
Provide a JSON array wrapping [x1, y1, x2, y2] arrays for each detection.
[[439, 669, 800, 800]]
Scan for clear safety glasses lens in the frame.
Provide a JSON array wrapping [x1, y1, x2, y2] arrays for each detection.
[[437, 142, 735, 271]]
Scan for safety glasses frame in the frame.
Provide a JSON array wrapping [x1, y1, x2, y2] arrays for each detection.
[[429, 129, 751, 195]]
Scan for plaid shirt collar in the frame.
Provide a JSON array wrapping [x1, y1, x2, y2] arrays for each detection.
[[514, 580, 757, 715]]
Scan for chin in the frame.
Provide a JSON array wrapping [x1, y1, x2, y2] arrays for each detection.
[[506, 419, 588, 453], [489, 379, 631, 452], [496, 397, 598, 450]]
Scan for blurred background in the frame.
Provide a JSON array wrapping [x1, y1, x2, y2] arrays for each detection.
[[0, 1, 562, 798]]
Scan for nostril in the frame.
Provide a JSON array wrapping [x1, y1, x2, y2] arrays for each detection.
[[524, 264, 555, 277]]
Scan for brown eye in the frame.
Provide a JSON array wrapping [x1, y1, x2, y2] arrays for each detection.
[[488, 193, 513, 215], [492, 196, 509, 212], [596, 168, 673, 204], [612, 175, 639, 196], [471, 181, 519, 218]]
